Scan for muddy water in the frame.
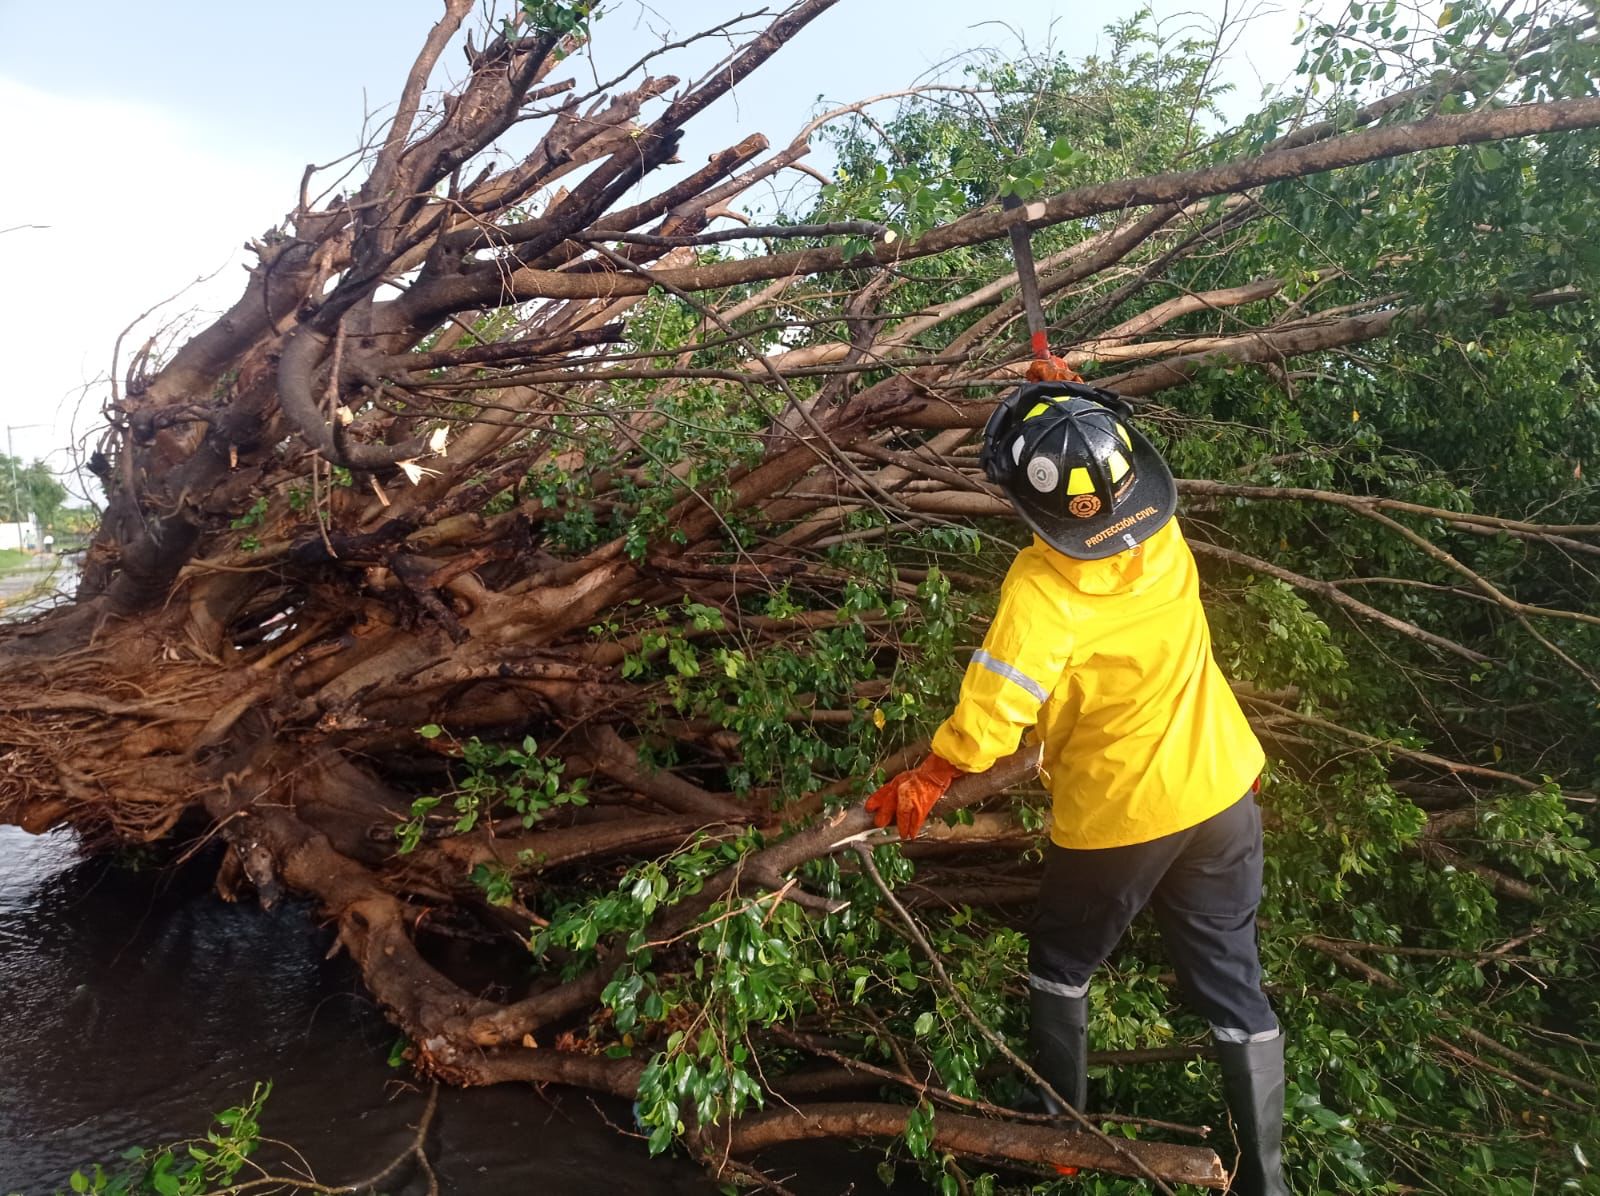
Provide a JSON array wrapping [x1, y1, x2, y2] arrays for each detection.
[[0, 826, 715, 1194]]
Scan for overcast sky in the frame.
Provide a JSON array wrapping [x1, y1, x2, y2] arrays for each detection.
[[0, 0, 1301, 503]]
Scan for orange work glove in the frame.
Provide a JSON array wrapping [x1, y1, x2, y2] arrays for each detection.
[[864, 754, 962, 840], [1026, 354, 1081, 384]]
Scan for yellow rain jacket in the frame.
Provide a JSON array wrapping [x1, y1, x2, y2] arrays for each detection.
[[931, 518, 1263, 850]]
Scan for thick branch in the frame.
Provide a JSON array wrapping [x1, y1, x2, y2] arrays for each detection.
[[394, 97, 1600, 317], [717, 1102, 1226, 1188]]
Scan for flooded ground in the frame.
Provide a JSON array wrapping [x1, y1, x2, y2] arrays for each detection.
[[0, 825, 716, 1194]]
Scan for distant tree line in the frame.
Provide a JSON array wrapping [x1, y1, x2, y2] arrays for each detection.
[[0, 455, 67, 530]]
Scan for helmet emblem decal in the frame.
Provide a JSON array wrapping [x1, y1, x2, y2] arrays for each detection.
[[1069, 493, 1102, 518], [1026, 457, 1060, 492]]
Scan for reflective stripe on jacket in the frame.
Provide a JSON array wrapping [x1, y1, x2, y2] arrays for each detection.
[[930, 518, 1264, 850]]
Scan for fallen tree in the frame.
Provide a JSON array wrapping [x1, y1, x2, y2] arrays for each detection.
[[5, 1, 1600, 1190]]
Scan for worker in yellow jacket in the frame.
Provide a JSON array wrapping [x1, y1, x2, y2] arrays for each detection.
[[865, 383, 1288, 1196]]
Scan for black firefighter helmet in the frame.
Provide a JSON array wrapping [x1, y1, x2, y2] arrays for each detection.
[[979, 380, 1177, 560]]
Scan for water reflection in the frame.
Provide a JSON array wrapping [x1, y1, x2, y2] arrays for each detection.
[[0, 826, 711, 1194]]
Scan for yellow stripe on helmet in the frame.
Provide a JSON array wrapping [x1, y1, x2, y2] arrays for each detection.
[[1020, 401, 1134, 491]]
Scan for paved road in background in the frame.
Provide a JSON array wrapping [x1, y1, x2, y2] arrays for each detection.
[[0, 556, 77, 620]]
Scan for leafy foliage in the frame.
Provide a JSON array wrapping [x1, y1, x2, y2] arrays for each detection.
[[22, 1, 1600, 1192], [45, 1084, 270, 1196], [456, 6, 1600, 1191], [397, 727, 589, 855], [0, 454, 68, 528]]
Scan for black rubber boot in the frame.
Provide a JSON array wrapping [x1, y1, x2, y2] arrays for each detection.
[[1215, 1032, 1291, 1196], [1029, 985, 1088, 1113]]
